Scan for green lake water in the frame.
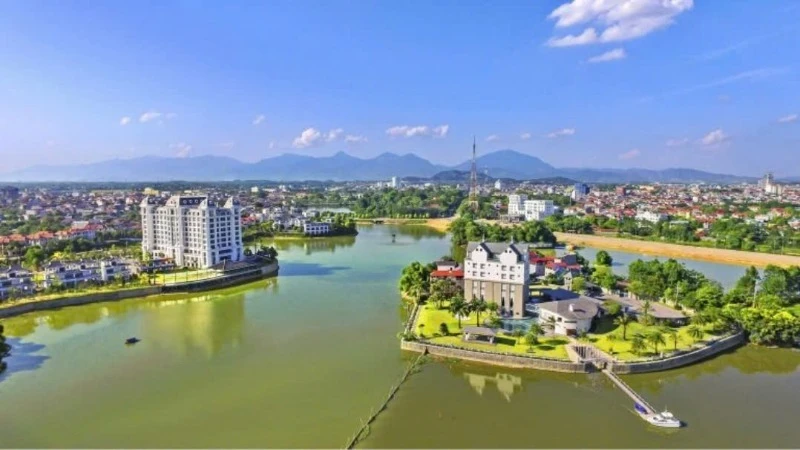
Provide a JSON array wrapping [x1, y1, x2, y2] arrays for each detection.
[[1, 225, 799, 448]]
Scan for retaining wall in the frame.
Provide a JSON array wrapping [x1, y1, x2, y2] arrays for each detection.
[[401, 340, 591, 373], [609, 332, 746, 374], [0, 262, 280, 319]]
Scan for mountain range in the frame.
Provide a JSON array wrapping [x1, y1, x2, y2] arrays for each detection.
[[1, 149, 758, 184]]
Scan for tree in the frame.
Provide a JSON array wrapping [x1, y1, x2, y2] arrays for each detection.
[[604, 301, 622, 317], [614, 313, 633, 340], [664, 327, 679, 351], [544, 316, 557, 334], [0, 324, 10, 373], [399, 261, 432, 303], [630, 333, 647, 355], [439, 322, 449, 336], [471, 298, 488, 326], [570, 276, 586, 293], [448, 296, 468, 329], [687, 325, 704, 343], [23, 246, 46, 271], [595, 250, 613, 266], [525, 323, 544, 350], [641, 299, 653, 325], [487, 301, 500, 318], [510, 326, 525, 345], [647, 330, 666, 354]]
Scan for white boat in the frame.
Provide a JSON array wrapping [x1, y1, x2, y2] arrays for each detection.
[[645, 410, 682, 428]]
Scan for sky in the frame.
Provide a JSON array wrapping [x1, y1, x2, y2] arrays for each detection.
[[0, 0, 799, 176]]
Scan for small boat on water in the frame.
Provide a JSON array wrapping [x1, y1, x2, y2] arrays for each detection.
[[125, 337, 141, 345], [635, 403, 682, 428]]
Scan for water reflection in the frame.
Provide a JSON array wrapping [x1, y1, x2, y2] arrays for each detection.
[[463, 371, 523, 402], [142, 291, 246, 358], [269, 235, 356, 255], [278, 262, 351, 277], [628, 345, 800, 394], [0, 338, 49, 383]]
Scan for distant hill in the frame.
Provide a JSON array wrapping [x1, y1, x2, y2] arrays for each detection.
[[0, 149, 759, 183]]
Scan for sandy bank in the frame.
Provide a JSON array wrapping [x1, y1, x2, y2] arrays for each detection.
[[555, 232, 800, 268]]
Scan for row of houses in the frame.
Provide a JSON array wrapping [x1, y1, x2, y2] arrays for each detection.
[[0, 224, 102, 246]]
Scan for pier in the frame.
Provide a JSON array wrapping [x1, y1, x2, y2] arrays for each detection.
[[600, 368, 655, 415]]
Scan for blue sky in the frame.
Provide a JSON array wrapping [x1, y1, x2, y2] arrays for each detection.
[[1, 0, 798, 175]]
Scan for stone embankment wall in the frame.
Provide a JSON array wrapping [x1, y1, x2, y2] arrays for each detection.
[[401, 340, 591, 373], [0, 262, 279, 319], [609, 332, 746, 374]]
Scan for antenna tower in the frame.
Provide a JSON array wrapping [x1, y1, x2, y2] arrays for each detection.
[[468, 136, 479, 212]]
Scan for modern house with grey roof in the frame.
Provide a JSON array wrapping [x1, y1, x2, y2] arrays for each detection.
[[464, 241, 530, 318], [538, 296, 601, 336]]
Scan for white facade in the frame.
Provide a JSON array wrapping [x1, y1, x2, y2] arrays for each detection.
[[303, 222, 331, 235], [494, 180, 503, 190], [390, 176, 398, 188], [464, 245, 529, 284], [523, 199, 554, 221], [141, 195, 244, 269], [507, 194, 528, 216], [636, 210, 668, 223]]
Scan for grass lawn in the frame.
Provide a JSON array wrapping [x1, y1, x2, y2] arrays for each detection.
[[586, 315, 719, 361], [414, 302, 570, 360]]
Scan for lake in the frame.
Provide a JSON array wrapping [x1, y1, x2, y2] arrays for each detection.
[[1, 225, 799, 448]]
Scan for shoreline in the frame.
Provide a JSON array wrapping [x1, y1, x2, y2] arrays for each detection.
[[556, 232, 800, 268], [0, 262, 279, 319]]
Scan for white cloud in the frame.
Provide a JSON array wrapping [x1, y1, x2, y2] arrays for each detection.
[[665, 138, 689, 147], [139, 111, 162, 123], [253, 114, 266, 126], [778, 113, 798, 124], [171, 142, 192, 158], [344, 135, 368, 143], [546, 128, 576, 138], [547, 28, 598, 47], [119, 116, 131, 126], [486, 134, 499, 142], [546, 0, 694, 47], [700, 129, 729, 146], [618, 148, 641, 160], [520, 132, 532, 140], [587, 47, 626, 63], [433, 124, 449, 138], [386, 124, 449, 138], [326, 128, 344, 142], [292, 128, 324, 148]]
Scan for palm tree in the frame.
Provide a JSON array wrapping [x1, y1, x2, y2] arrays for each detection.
[[647, 330, 666, 354], [630, 333, 647, 355], [688, 325, 704, 343], [487, 302, 500, 318], [663, 327, 679, 351], [525, 324, 544, 350], [544, 316, 557, 334], [614, 313, 633, 340], [510, 327, 525, 345], [641, 299, 652, 324], [448, 297, 468, 329], [470, 298, 488, 327]]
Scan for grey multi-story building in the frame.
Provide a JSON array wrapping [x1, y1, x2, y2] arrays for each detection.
[[141, 195, 243, 269], [463, 241, 530, 318]]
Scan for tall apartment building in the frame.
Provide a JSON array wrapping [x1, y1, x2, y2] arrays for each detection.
[[571, 183, 590, 201], [141, 195, 244, 269], [507, 194, 528, 217], [463, 241, 530, 318], [523, 199, 554, 221]]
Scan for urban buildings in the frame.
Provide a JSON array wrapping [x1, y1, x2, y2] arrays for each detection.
[[635, 210, 668, 223], [140, 195, 244, 269], [523, 199, 555, 221], [760, 173, 783, 196], [463, 241, 530, 318], [571, 183, 590, 201], [303, 222, 331, 236], [507, 194, 527, 217]]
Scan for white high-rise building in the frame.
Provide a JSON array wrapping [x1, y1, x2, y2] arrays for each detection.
[[390, 176, 398, 188], [507, 194, 528, 216], [140, 195, 244, 269], [523, 199, 554, 221]]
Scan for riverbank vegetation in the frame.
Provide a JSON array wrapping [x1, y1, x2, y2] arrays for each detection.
[[0, 324, 10, 373], [449, 215, 557, 247], [351, 187, 465, 218], [623, 259, 800, 346]]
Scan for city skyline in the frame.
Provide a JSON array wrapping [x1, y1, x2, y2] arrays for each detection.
[[1, 1, 799, 175]]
